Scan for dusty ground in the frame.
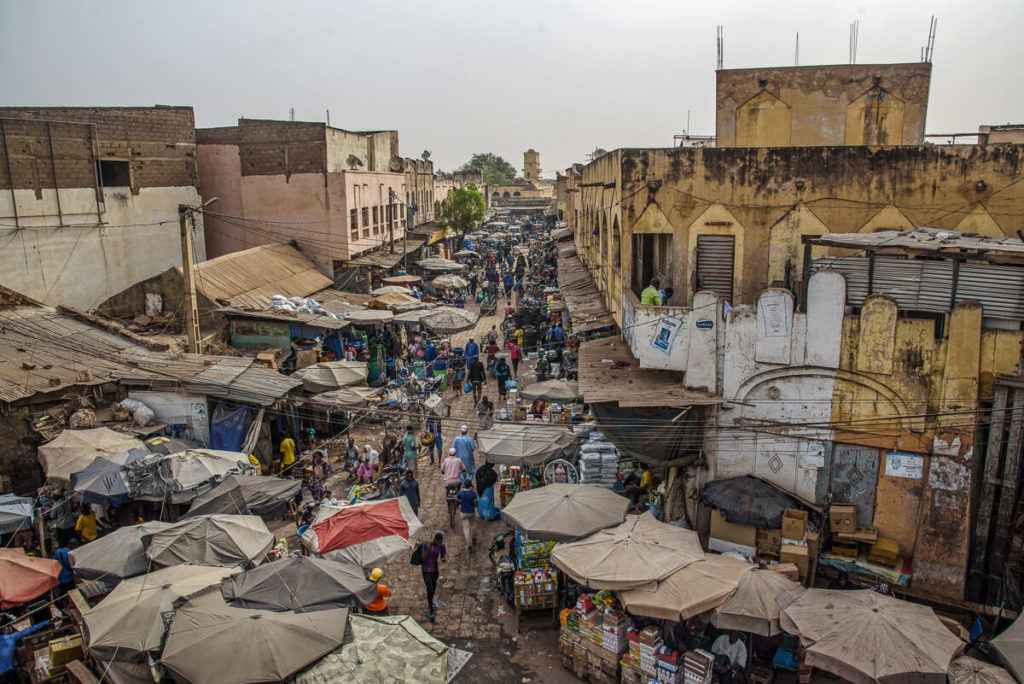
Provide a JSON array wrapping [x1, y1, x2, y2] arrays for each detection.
[[312, 297, 581, 683]]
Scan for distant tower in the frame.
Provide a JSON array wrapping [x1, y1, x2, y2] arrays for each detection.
[[523, 149, 541, 182]]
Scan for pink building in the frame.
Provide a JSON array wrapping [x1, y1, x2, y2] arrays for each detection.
[[197, 119, 410, 278]]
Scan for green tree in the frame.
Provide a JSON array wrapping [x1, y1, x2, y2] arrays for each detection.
[[440, 183, 486, 249], [456, 153, 516, 186]]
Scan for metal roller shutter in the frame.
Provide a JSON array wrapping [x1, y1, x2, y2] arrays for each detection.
[[696, 235, 735, 301]]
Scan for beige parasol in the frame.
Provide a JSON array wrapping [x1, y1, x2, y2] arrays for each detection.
[[144, 514, 274, 569], [501, 484, 629, 541], [948, 657, 1016, 684], [780, 589, 964, 684], [84, 564, 239, 663], [617, 553, 752, 620], [345, 309, 395, 324], [383, 274, 422, 284], [370, 285, 413, 296], [292, 361, 368, 392], [550, 512, 705, 590], [431, 274, 469, 290], [367, 291, 420, 310], [476, 423, 577, 467], [38, 428, 145, 485], [161, 590, 349, 684], [710, 568, 804, 636], [419, 307, 479, 334]]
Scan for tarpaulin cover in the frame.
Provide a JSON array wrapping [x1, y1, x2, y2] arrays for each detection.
[[590, 403, 702, 467], [701, 476, 802, 529], [0, 549, 60, 609], [312, 498, 409, 553], [295, 614, 449, 684], [210, 404, 256, 452]]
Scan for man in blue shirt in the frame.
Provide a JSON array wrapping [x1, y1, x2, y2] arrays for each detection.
[[452, 425, 477, 483], [53, 538, 78, 595], [399, 471, 420, 516], [464, 338, 479, 366], [456, 481, 478, 550], [424, 416, 443, 464], [552, 324, 565, 345], [502, 272, 514, 296]]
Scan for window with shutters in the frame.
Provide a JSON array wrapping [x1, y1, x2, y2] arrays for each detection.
[[695, 234, 735, 301], [631, 233, 673, 301]]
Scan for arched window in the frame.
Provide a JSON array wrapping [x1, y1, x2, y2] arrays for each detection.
[[503, 192, 511, 199], [612, 216, 621, 268], [492, 191, 499, 197], [513, 191, 521, 197]]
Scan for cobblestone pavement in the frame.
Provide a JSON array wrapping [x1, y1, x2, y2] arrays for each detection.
[[324, 297, 579, 682]]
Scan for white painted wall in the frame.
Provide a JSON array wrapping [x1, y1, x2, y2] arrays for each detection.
[[0, 185, 203, 309], [127, 391, 210, 445]]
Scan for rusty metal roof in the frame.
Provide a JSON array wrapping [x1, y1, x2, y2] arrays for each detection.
[[804, 228, 1024, 257], [218, 307, 350, 331], [0, 307, 300, 405], [557, 254, 616, 333], [346, 236, 428, 268], [194, 243, 334, 309], [577, 337, 724, 408]]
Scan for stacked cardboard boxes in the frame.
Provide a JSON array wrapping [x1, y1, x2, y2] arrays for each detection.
[[683, 649, 714, 684], [561, 594, 632, 682]]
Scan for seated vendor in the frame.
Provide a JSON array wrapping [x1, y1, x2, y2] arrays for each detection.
[[711, 630, 747, 683]]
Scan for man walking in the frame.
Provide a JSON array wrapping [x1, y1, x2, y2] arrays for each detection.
[[452, 425, 477, 483], [425, 415, 443, 465], [464, 337, 480, 366], [402, 425, 419, 474], [468, 357, 486, 403], [456, 481, 478, 551], [420, 532, 446, 623]]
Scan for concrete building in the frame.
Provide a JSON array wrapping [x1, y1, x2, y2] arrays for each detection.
[[403, 157, 435, 225], [0, 106, 204, 309], [978, 124, 1024, 145], [716, 63, 931, 147], [196, 119, 409, 278], [524, 148, 541, 181], [571, 60, 1024, 601]]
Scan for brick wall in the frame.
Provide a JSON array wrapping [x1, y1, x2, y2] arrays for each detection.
[[236, 119, 327, 177], [0, 106, 198, 191]]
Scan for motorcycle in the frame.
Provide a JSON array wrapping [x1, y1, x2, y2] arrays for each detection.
[[488, 531, 517, 604]]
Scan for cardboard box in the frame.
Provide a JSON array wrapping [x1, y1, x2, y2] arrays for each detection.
[[709, 509, 757, 547], [756, 528, 782, 555], [835, 526, 878, 544], [829, 504, 857, 534], [48, 635, 83, 668], [781, 509, 808, 540], [831, 543, 858, 558], [780, 544, 809, 578], [867, 537, 900, 567]]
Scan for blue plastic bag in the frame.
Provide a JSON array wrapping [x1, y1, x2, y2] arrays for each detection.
[[464, 381, 473, 394]]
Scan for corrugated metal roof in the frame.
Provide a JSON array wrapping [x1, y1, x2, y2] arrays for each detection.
[[347, 236, 428, 268], [0, 307, 300, 405], [218, 307, 351, 331], [194, 243, 334, 309], [557, 253, 616, 333], [807, 228, 1024, 256]]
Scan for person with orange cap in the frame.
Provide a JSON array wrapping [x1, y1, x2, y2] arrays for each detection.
[[364, 568, 391, 615]]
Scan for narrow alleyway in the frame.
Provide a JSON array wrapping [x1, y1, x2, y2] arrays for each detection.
[[325, 299, 579, 682]]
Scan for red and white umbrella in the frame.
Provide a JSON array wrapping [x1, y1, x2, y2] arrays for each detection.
[[301, 498, 422, 569]]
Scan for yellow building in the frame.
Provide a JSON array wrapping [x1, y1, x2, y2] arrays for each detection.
[[716, 62, 931, 147], [524, 148, 541, 181]]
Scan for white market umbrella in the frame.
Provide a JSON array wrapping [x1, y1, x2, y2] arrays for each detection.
[[370, 285, 413, 296], [501, 484, 628, 541], [710, 568, 805, 636], [780, 589, 965, 684], [431, 274, 469, 290], [550, 512, 705, 590], [0, 494, 33, 535], [292, 361, 368, 392], [38, 428, 146, 485], [84, 564, 239, 663], [419, 307, 479, 334], [476, 423, 577, 467], [618, 553, 752, 621], [345, 309, 394, 324]]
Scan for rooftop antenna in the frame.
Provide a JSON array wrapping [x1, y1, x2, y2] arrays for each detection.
[[922, 16, 937, 63], [289, 107, 295, 122], [716, 26, 723, 70], [849, 20, 859, 64], [795, 32, 799, 66]]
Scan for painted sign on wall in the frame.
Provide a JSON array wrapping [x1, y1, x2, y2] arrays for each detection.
[[885, 451, 924, 479]]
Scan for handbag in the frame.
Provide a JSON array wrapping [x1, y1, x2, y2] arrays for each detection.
[[410, 541, 425, 566]]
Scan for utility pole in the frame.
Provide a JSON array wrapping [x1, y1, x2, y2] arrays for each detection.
[[179, 205, 201, 354]]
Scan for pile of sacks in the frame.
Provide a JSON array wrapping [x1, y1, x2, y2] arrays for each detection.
[[576, 423, 619, 488], [268, 295, 338, 318]]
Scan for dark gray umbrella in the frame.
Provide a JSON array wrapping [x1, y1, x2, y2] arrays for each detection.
[[70, 450, 148, 505], [184, 475, 301, 519], [221, 556, 377, 611], [69, 521, 173, 581], [701, 476, 801, 529]]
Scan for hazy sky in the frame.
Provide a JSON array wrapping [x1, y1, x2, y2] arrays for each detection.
[[2, 0, 1022, 176]]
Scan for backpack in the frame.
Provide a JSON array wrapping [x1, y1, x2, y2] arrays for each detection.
[[410, 541, 425, 566]]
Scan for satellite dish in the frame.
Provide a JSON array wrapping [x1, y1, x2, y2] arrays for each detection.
[[346, 155, 364, 170], [421, 150, 432, 161], [389, 160, 403, 172]]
